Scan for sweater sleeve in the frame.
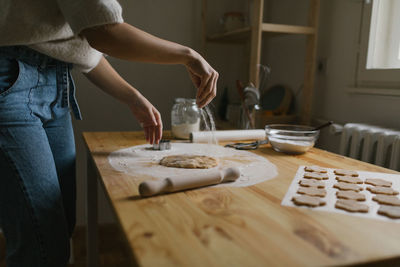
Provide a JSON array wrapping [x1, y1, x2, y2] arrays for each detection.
[[56, 0, 124, 35]]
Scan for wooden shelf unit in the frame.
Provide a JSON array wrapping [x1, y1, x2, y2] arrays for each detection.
[[207, 23, 315, 42], [207, 27, 251, 42], [202, 0, 320, 124]]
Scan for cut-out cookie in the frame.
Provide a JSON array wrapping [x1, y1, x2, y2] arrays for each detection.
[[303, 172, 329, 180], [334, 169, 359, 177], [304, 166, 327, 173], [372, 195, 400, 206], [333, 182, 363, 192], [335, 175, 362, 184], [292, 195, 326, 207], [297, 187, 327, 197], [335, 199, 369, 213], [365, 178, 392, 187], [378, 205, 400, 219], [336, 191, 366, 201], [299, 179, 325, 188], [367, 186, 399, 195]]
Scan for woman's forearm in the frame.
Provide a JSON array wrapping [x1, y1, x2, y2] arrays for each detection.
[[82, 22, 219, 108], [84, 56, 139, 104], [81, 23, 196, 65], [85, 56, 163, 144]]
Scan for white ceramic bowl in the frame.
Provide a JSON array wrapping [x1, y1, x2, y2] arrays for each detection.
[[265, 124, 319, 154]]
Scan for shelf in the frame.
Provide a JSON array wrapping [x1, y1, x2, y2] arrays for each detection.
[[262, 23, 315, 35], [207, 27, 251, 42], [207, 23, 315, 42], [202, 0, 320, 124]]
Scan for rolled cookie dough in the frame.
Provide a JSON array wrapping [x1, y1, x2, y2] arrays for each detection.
[[159, 155, 218, 169]]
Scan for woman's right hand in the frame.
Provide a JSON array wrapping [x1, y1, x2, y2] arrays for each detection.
[[184, 50, 219, 108]]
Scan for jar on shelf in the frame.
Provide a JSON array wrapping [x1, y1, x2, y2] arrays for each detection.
[[221, 12, 245, 32], [171, 98, 201, 139]]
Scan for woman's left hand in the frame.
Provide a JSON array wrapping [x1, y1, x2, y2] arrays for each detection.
[[128, 93, 163, 144]]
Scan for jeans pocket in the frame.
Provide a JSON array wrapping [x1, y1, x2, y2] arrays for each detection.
[[0, 58, 22, 96]]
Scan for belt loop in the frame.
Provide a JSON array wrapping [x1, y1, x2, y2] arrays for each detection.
[[39, 57, 47, 70]]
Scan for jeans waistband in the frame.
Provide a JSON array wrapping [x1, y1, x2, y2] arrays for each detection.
[[0, 46, 82, 120], [0, 46, 72, 69]]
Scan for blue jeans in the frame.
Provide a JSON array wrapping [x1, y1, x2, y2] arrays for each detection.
[[0, 46, 82, 266]]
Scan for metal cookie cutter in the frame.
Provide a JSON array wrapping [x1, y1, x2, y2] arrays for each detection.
[[225, 139, 269, 150], [153, 139, 171, 151]]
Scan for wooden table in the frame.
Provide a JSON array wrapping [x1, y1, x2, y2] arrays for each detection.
[[83, 131, 400, 267]]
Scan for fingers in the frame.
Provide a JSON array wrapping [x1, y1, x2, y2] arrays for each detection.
[[197, 71, 218, 108], [153, 108, 163, 144], [141, 108, 163, 145], [188, 70, 201, 88], [144, 126, 150, 143], [196, 74, 211, 102], [186, 53, 218, 108]]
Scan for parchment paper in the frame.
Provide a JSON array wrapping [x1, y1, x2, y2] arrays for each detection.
[[281, 166, 400, 223], [108, 143, 278, 187]]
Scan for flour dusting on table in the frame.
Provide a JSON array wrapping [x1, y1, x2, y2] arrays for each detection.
[[108, 143, 278, 187]]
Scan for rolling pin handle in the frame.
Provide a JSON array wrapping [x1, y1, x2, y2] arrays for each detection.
[[139, 179, 171, 197], [221, 167, 241, 182]]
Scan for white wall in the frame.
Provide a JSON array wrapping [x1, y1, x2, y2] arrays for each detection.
[[257, 0, 400, 153], [314, 0, 400, 153]]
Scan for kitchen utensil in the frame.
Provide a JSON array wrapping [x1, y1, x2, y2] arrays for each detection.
[[258, 64, 271, 93], [260, 85, 293, 115], [265, 124, 319, 154], [312, 121, 333, 131], [152, 139, 171, 150], [237, 80, 255, 129], [138, 167, 241, 197], [225, 140, 269, 150]]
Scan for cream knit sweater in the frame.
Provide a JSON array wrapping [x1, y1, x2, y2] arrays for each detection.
[[0, 0, 124, 72]]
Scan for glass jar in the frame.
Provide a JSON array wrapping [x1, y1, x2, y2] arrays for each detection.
[[221, 12, 245, 32], [171, 98, 201, 139]]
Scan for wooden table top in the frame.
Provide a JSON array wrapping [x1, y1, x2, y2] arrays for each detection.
[[83, 131, 400, 267]]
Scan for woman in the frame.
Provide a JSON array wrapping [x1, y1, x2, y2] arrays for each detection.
[[0, 0, 218, 266]]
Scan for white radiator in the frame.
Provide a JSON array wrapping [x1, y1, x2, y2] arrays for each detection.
[[339, 123, 400, 171]]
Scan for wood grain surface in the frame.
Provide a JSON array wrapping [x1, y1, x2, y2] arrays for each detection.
[[83, 131, 400, 267]]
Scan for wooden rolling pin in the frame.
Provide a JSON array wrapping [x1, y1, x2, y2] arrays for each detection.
[[139, 167, 241, 197]]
